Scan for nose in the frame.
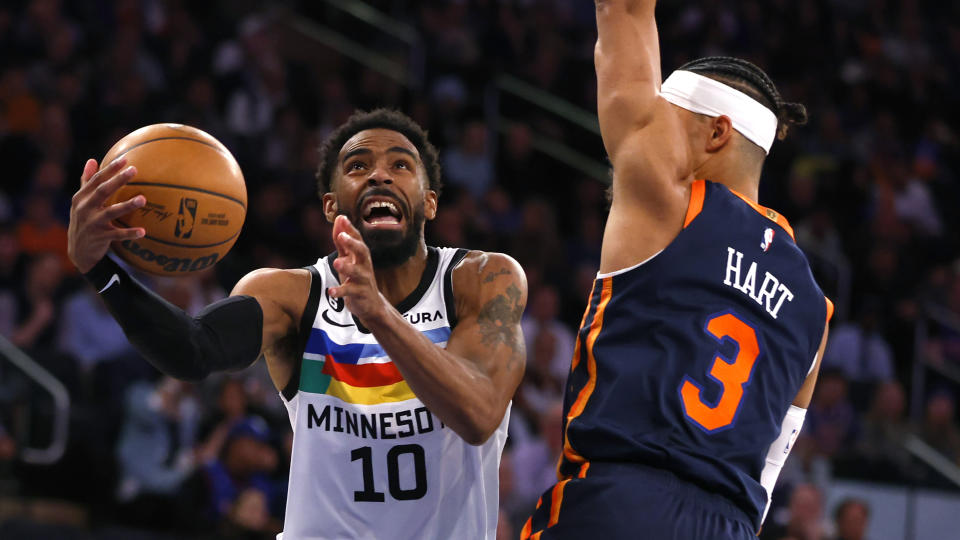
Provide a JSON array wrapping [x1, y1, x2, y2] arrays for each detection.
[[367, 165, 393, 186]]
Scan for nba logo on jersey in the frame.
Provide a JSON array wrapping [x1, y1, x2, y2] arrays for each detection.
[[760, 227, 775, 252]]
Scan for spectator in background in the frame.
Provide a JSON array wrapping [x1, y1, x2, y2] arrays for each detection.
[[803, 369, 859, 463], [115, 377, 205, 532], [31, 160, 70, 219], [513, 329, 563, 440], [196, 377, 255, 465], [428, 204, 467, 248], [565, 211, 603, 270], [821, 299, 895, 408], [0, 421, 15, 463], [56, 283, 133, 373], [444, 119, 494, 198], [918, 390, 960, 464], [204, 417, 283, 536], [760, 483, 827, 540], [154, 267, 226, 317], [889, 157, 943, 239], [0, 223, 22, 337], [15, 191, 70, 272], [514, 286, 572, 440], [853, 381, 917, 483], [927, 274, 960, 368], [497, 123, 559, 202], [561, 262, 600, 328], [10, 252, 63, 352], [508, 199, 565, 283], [509, 401, 563, 511], [224, 16, 286, 141], [483, 187, 522, 242], [498, 450, 527, 535], [832, 498, 870, 540], [166, 76, 228, 141], [521, 285, 575, 383]]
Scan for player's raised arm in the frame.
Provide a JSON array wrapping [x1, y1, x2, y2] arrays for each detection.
[[329, 216, 526, 445], [594, 0, 661, 161]]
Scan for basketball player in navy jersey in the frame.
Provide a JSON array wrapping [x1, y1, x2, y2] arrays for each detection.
[[68, 109, 526, 539], [522, 2, 832, 539]]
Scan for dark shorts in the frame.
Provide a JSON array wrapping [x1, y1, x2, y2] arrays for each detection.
[[521, 462, 756, 540]]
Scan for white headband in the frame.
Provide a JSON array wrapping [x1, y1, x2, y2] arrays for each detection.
[[660, 70, 778, 154]]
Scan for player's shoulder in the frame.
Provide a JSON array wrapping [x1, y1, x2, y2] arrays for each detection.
[[705, 180, 797, 243], [452, 250, 525, 285], [450, 250, 528, 306], [231, 267, 312, 310]]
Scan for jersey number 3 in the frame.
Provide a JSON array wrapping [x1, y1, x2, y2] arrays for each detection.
[[680, 311, 761, 432]]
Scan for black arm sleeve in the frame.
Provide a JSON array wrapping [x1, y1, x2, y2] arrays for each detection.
[[83, 256, 263, 382]]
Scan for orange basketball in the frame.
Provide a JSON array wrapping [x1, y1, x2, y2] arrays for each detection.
[[101, 124, 247, 276]]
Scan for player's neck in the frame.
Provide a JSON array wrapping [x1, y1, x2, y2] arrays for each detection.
[[717, 175, 760, 202], [695, 147, 763, 202], [373, 241, 430, 307]]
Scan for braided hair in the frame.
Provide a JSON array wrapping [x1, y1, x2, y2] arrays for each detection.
[[677, 56, 808, 140]]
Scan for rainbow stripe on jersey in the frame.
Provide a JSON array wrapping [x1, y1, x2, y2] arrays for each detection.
[[299, 327, 451, 405]]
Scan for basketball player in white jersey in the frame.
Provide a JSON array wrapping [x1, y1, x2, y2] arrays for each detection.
[[68, 109, 527, 539]]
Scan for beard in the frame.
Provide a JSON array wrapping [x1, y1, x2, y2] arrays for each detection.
[[340, 192, 425, 269]]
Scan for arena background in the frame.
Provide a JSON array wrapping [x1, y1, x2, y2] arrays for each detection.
[[1, 0, 960, 538]]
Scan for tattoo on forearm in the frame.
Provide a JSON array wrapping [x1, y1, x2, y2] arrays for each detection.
[[477, 284, 525, 368], [482, 268, 512, 283]]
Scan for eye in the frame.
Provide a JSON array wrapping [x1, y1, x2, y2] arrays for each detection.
[[394, 160, 411, 170], [347, 161, 366, 172]]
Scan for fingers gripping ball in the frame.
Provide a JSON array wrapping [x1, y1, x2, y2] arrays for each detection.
[[101, 124, 247, 275]]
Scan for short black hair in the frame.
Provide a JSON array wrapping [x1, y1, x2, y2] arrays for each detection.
[[678, 56, 808, 141], [315, 108, 442, 197]]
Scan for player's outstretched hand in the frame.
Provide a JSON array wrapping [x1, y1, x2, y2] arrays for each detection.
[[68, 158, 146, 273], [328, 215, 388, 325]]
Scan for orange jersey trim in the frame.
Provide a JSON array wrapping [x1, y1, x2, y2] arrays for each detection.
[[521, 518, 533, 539], [825, 296, 835, 323], [570, 279, 599, 372], [547, 462, 589, 528], [727, 186, 796, 240], [684, 179, 706, 228], [562, 278, 613, 466], [548, 480, 568, 527], [527, 462, 590, 538]]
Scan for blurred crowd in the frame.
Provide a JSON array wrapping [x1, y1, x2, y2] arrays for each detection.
[[1, 0, 959, 538]]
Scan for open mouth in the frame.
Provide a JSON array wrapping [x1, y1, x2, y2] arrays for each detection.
[[361, 197, 404, 227]]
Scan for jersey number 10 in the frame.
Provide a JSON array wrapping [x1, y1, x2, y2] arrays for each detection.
[[351, 444, 428, 502], [679, 311, 761, 432]]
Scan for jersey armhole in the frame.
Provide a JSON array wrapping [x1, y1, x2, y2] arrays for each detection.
[[443, 248, 470, 329], [683, 179, 706, 228], [807, 296, 834, 376], [281, 265, 323, 401]]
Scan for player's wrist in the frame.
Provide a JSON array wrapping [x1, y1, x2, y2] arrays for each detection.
[[358, 294, 394, 329], [82, 255, 125, 292]]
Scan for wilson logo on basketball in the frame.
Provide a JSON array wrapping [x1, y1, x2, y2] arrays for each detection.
[[175, 197, 198, 239], [118, 239, 220, 273]]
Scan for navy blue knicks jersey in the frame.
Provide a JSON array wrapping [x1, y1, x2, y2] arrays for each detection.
[[558, 180, 832, 531]]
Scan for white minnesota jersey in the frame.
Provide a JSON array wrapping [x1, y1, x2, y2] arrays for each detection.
[[279, 247, 510, 540]]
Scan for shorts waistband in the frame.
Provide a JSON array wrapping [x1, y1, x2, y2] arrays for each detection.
[[582, 461, 755, 529]]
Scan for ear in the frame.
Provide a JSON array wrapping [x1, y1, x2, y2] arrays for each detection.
[[322, 193, 338, 223], [424, 190, 438, 220], [705, 115, 734, 153]]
